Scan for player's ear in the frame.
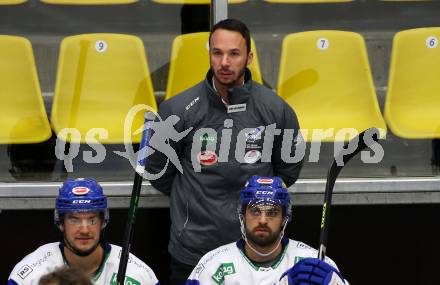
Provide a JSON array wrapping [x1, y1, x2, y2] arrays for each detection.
[[58, 223, 65, 232], [246, 51, 253, 66]]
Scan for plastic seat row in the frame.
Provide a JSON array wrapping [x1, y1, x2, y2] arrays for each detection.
[[0, 0, 347, 5], [0, 34, 156, 144], [1, 28, 439, 145], [279, 28, 440, 141], [0, 0, 430, 5], [278, 31, 386, 142], [0, 32, 258, 144]]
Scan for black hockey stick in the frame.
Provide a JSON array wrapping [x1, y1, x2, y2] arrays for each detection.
[[117, 111, 155, 284], [318, 128, 380, 260]]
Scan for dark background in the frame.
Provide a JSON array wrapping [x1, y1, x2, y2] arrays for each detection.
[[2, 204, 439, 284]]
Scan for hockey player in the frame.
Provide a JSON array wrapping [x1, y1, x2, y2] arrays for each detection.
[[8, 178, 159, 285], [186, 176, 347, 285]]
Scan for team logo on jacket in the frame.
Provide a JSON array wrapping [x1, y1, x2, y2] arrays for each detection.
[[211, 263, 236, 284], [199, 133, 216, 143], [72, 187, 90, 195], [243, 150, 261, 164], [245, 126, 265, 143], [17, 264, 32, 279], [296, 242, 311, 249], [110, 273, 141, 285], [194, 263, 205, 275], [294, 256, 305, 264], [197, 150, 218, 166], [227, 103, 246, 113], [185, 96, 200, 111]]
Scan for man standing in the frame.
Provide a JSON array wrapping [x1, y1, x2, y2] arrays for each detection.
[[146, 19, 303, 284], [186, 176, 347, 285], [8, 178, 159, 285]]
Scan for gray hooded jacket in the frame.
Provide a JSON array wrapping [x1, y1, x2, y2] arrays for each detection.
[[145, 69, 303, 266]]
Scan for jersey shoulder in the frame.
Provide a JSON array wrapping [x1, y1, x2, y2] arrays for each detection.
[[108, 244, 159, 284], [190, 242, 240, 279], [161, 80, 205, 116], [287, 239, 319, 257], [286, 239, 339, 269], [8, 242, 63, 285]]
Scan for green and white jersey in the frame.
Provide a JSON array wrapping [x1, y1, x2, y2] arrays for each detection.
[[186, 238, 338, 285], [8, 242, 159, 285]]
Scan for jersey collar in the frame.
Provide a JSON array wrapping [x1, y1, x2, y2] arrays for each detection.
[[59, 241, 111, 281], [205, 68, 253, 108], [236, 237, 289, 271]]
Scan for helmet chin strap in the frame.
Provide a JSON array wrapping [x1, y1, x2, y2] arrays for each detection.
[[240, 215, 288, 258]]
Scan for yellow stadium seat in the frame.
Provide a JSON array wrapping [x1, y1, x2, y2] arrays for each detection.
[[264, 0, 352, 3], [385, 27, 440, 139], [152, 0, 245, 4], [51, 34, 157, 144], [41, 0, 137, 4], [0, 36, 51, 144], [277, 30, 386, 142], [0, 0, 27, 4], [165, 32, 262, 101], [381, 0, 430, 2]]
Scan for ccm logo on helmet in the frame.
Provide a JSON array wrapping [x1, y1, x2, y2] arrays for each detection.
[[72, 187, 90, 195], [256, 178, 274, 184], [72, 200, 92, 204], [256, 191, 274, 195]]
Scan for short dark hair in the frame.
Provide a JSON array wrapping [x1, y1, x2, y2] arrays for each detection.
[[39, 266, 92, 285], [209, 18, 251, 54]]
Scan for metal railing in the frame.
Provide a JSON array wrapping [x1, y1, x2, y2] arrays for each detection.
[[1, 177, 440, 209]]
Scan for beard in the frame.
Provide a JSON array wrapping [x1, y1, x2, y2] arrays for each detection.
[[245, 225, 281, 248], [63, 233, 100, 257], [213, 64, 247, 87]]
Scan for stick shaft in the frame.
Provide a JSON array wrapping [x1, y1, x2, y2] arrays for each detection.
[[318, 128, 379, 260], [117, 113, 153, 284]]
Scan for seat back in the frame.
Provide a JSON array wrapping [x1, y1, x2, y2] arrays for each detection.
[[0, 0, 27, 4], [40, 0, 137, 4], [152, 0, 245, 4], [385, 27, 440, 138], [51, 33, 157, 143], [0, 35, 51, 144], [165, 32, 262, 100], [381, 0, 430, 2], [264, 0, 352, 3], [277, 30, 386, 141]]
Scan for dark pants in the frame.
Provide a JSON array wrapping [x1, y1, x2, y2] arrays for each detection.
[[170, 256, 194, 285]]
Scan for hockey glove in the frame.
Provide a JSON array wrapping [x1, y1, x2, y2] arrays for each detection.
[[279, 257, 346, 285]]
